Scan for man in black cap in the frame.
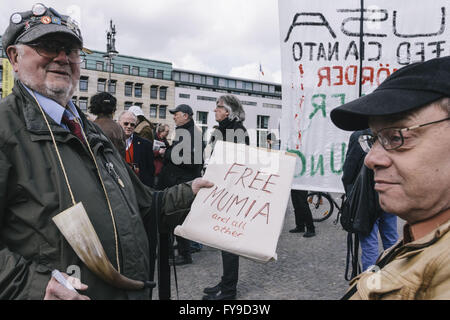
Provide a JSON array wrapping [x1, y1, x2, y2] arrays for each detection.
[[331, 57, 450, 300], [157, 104, 204, 268], [0, 4, 212, 300]]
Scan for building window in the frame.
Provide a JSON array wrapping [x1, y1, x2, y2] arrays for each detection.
[[206, 76, 214, 86], [79, 76, 88, 92], [196, 111, 208, 141], [193, 74, 202, 84], [148, 68, 155, 78], [132, 66, 139, 76], [96, 61, 103, 71], [257, 115, 270, 148], [106, 62, 114, 73], [97, 79, 106, 92], [159, 87, 167, 100], [197, 96, 216, 102], [253, 83, 261, 92], [79, 97, 88, 111], [218, 78, 226, 87], [122, 65, 130, 74], [134, 84, 143, 98], [124, 101, 133, 110], [156, 70, 164, 79], [81, 60, 87, 69], [108, 80, 117, 94], [125, 82, 133, 97], [180, 72, 189, 82], [150, 86, 158, 99], [241, 100, 257, 106], [245, 82, 253, 90], [159, 105, 167, 119], [261, 84, 269, 93], [263, 103, 282, 109], [228, 79, 236, 89], [172, 71, 180, 81], [179, 93, 190, 99], [150, 104, 158, 118]]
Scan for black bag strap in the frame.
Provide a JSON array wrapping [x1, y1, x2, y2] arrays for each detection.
[[342, 233, 361, 300], [344, 233, 361, 281], [341, 282, 358, 300], [352, 233, 361, 278]]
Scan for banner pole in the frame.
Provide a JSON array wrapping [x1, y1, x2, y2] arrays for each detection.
[[358, 0, 365, 98]]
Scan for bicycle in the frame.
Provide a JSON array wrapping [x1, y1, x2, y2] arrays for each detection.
[[307, 191, 345, 223]]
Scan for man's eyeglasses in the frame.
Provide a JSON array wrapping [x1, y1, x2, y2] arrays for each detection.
[[358, 117, 450, 153], [25, 42, 86, 64], [123, 122, 136, 128]]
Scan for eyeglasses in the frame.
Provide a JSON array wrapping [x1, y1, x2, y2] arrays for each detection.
[[358, 117, 450, 153], [123, 122, 136, 128], [25, 42, 86, 64]]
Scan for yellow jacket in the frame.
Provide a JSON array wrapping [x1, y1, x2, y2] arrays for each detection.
[[347, 213, 450, 300]]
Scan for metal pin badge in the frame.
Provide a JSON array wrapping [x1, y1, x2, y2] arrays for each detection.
[[11, 13, 22, 24], [41, 16, 51, 24], [52, 16, 61, 25], [32, 3, 47, 16]]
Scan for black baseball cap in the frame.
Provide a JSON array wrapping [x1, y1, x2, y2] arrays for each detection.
[[2, 3, 83, 51], [169, 104, 193, 116], [330, 56, 450, 131]]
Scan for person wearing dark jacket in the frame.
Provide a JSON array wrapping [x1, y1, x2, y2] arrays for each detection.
[[0, 4, 213, 300], [342, 129, 398, 271], [158, 104, 204, 267], [202, 95, 250, 301], [119, 111, 155, 188], [88, 92, 126, 158], [128, 105, 155, 143], [153, 124, 170, 188], [157, 104, 204, 189]]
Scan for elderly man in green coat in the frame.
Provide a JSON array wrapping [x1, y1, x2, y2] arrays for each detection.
[[0, 4, 212, 300]]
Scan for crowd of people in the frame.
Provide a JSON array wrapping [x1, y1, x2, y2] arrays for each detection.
[[0, 3, 449, 301]]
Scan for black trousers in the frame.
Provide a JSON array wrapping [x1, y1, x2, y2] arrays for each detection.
[[176, 236, 192, 258], [290, 190, 315, 231], [221, 250, 239, 293]]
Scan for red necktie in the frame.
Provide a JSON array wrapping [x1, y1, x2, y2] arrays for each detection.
[[62, 115, 86, 145]]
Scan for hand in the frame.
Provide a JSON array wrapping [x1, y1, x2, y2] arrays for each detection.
[[44, 273, 90, 300], [191, 178, 214, 195], [159, 148, 166, 156]]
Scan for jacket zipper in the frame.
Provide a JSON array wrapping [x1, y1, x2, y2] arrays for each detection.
[[104, 160, 137, 216], [105, 162, 125, 188]]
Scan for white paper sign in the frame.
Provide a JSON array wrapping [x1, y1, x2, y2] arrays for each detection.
[[279, 0, 450, 193], [174, 141, 296, 262]]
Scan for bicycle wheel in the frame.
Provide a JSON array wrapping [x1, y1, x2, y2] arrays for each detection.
[[307, 192, 334, 222]]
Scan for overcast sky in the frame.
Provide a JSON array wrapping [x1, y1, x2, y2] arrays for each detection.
[[1, 0, 282, 83]]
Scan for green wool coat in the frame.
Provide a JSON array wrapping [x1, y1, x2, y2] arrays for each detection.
[[0, 81, 195, 300]]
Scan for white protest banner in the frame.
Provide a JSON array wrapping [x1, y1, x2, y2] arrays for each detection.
[[279, 0, 450, 193], [174, 141, 296, 262]]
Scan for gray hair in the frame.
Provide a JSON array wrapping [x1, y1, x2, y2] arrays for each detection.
[[217, 95, 245, 122], [10, 45, 25, 78], [118, 110, 137, 122]]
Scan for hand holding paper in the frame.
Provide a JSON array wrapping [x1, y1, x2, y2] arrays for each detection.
[[192, 178, 214, 195], [175, 141, 296, 262]]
